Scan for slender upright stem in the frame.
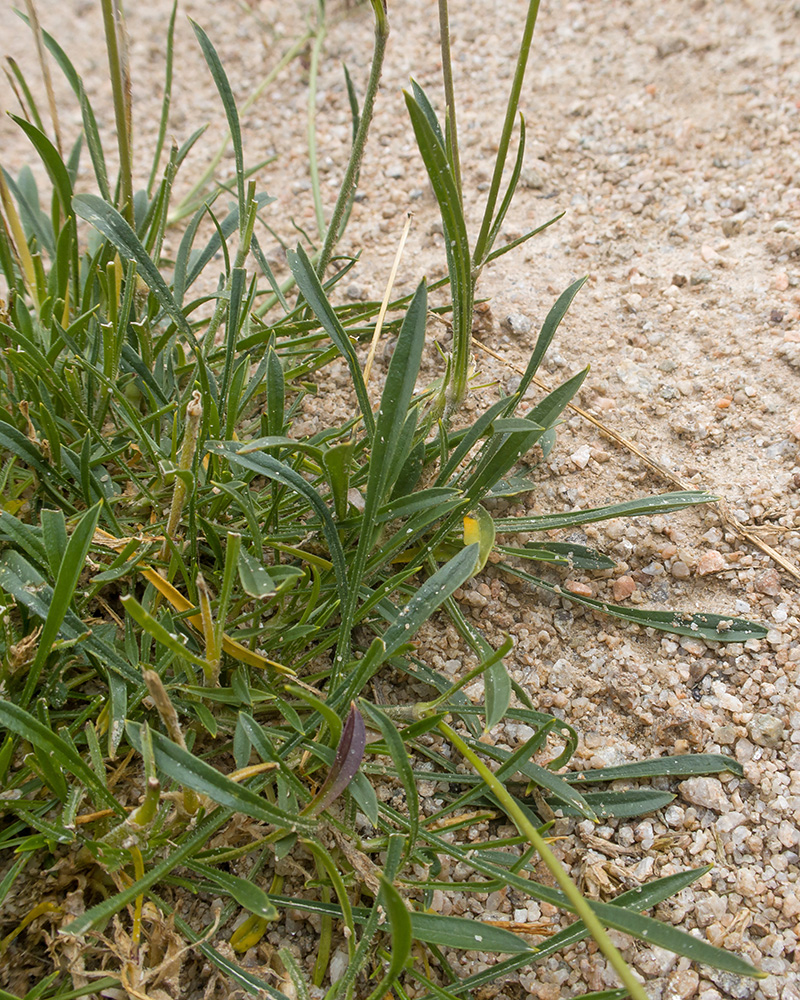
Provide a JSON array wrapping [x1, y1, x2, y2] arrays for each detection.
[[315, 1, 389, 280], [24, 0, 63, 156], [439, 719, 650, 1000], [100, 0, 134, 226], [307, 3, 328, 239], [437, 0, 462, 207], [473, 0, 541, 267]]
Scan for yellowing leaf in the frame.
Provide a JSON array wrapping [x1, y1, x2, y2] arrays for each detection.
[[463, 505, 495, 575], [93, 529, 294, 675]]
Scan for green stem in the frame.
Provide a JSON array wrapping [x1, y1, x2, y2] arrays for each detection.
[[473, 0, 540, 268], [438, 719, 649, 1000], [315, 0, 389, 280], [24, 0, 63, 156], [307, 4, 328, 239], [201, 194, 258, 353], [100, 0, 134, 226], [161, 390, 203, 561], [437, 0, 462, 207], [147, 0, 177, 196], [445, 306, 473, 419]]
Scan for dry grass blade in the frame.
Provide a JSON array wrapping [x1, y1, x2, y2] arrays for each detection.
[[363, 210, 414, 386]]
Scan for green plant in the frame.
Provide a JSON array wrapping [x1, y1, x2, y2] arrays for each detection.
[[406, 0, 552, 417], [0, 3, 768, 999]]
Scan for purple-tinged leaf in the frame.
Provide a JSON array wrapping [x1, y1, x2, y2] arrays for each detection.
[[305, 703, 366, 817]]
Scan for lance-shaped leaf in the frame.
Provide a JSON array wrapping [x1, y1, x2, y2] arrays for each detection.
[[493, 491, 719, 533], [303, 703, 366, 817], [499, 562, 767, 643], [73, 194, 193, 338]]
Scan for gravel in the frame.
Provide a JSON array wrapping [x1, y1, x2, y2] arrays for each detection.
[[1, 0, 798, 997]]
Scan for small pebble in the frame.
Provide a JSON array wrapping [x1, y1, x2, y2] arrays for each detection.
[[747, 713, 784, 748], [612, 575, 636, 601], [678, 776, 730, 813], [696, 550, 727, 575], [502, 313, 533, 335], [671, 560, 691, 579], [570, 444, 592, 469], [753, 569, 781, 596], [716, 811, 747, 834], [705, 971, 757, 1000], [664, 969, 700, 1000]]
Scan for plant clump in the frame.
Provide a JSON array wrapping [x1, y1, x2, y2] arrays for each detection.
[[0, 2, 767, 998]]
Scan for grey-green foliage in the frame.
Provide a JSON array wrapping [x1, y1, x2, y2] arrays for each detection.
[[0, 4, 766, 999]]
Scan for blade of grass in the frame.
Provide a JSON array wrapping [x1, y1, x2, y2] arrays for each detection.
[[0, 701, 123, 815], [21, 501, 101, 706], [499, 561, 768, 643]]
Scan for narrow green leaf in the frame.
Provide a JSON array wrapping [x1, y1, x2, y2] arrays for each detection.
[[370, 282, 427, 498], [405, 85, 472, 403], [564, 754, 744, 784], [546, 789, 675, 819], [335, 280, 430, 660], [0, 509, 48, 565], [0, 701, 122, 815], [361, 702, 419, 851], [496, 541, 615, 570], [22, 501, 102, 705], [237, 548, 279, 599], [287, 245, 374, 441], [73, 193, 192, 337], [126, 723, 313, 833], [288, 686, 343, 747], [383, 544, 479, 659], [459, 422, 544, 505], [322, 440, 355, 522], [500, 562, 767, 643], [375, 876, 412, 989], [146, 0, 177, 195], [478, 112, 527, 268], [465, 736, 595, 821], [494, 491, 719, 533], [208, 442, 348, 603], [436, 397, 509, 487], [40, 508, 68, 578], [585, 900, 764, 978], [179, 194, 272, 298], [120, 594, 212, 672], [484, 660, 512, 732], [409, 912, 533, 954], [190, 19, 245, 220], [483, 212, 565, 267], [506, 277, 587, 408], [9, 115, 73, 220], [266, 347, 285, 436], [375, 488, 462, 526], [190, 860, 279, 920], [409, 866, 715, 999]]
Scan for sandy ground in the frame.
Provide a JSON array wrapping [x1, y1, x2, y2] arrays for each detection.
[[1, 0, 799, 997]]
